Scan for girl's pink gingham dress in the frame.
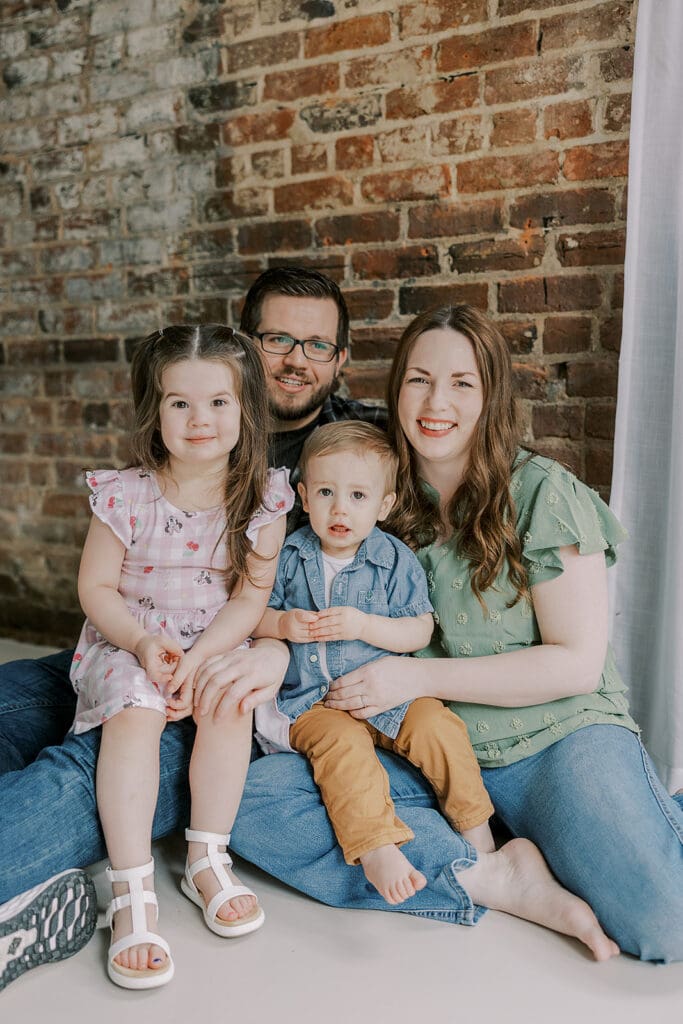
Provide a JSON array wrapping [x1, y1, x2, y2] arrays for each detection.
[[70, 466, 293, 734]]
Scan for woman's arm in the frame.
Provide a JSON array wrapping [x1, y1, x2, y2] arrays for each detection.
[[325, 545, 609, 717], [79, 516, 183, 684]]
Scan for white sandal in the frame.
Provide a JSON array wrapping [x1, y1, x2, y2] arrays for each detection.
[[181, 829, 265, 938], [105, 858, 174, 989]]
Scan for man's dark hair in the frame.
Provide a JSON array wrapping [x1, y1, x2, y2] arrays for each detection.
[[239, 267, 350, 352]]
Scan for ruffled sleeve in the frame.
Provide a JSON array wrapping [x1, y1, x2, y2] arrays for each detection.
[[246, 467, 295, 546], [84, 469, 133, 548], [514, 456, 627, 586]]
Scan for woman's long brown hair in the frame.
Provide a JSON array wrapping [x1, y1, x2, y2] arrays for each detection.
[[385, 304, 529, 608], [128, 323, 269, 588]]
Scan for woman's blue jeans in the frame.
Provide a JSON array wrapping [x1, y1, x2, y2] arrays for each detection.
[[1, 651, 681, 961]]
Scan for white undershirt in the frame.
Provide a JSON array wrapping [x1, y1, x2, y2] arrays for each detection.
[[321, 552, 355, 606]]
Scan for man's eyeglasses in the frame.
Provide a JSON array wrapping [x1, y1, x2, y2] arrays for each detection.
[[255, 332, 340, 364]]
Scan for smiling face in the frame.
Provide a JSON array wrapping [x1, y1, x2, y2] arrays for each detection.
[[158, 358, 241, 471], [257, 294, 348, 430], [298, 449, 396, 558], [397, 328, 484, 485]]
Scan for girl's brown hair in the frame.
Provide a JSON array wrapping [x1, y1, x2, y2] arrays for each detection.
[[385, 304, 528, 608], [129, 324, 269, 587]]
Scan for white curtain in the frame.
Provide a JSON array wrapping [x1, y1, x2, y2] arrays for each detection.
[[609, 0, 683, 793]]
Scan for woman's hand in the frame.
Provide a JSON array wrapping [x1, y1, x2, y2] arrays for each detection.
[[192, 639, 290, 720], [324, 655, 424, 718]]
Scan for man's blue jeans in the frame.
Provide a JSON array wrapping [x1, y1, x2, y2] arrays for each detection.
[[1, 652, 681, 961]]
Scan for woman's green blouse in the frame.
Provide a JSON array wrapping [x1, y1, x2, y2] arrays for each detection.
[[414, 452, 639, 768]]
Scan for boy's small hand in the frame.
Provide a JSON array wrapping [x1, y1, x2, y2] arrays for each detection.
[[308, 606, 366, 642], [282, 609, 319, 643]]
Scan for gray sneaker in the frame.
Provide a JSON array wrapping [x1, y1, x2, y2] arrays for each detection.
[[0, 869, 97, 991]]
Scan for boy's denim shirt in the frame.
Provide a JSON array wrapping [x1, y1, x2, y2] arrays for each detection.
[[263, 524, 433, 744]]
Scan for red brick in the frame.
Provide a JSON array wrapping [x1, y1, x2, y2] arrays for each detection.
[[585, 440, 613, 487], [492, 108, 536, 148], [543, 316, 592, 353], [408, 199, 504, 239], [274, 176, 353, 214], [499, 0, 577, 13], [305, 14, 391, 58], [225, 32, 299, 73], [41, 493, 89, 518], [498, 275, 602, 313], [544, 99, 593, 140], [399, 0, 488, 38], [532, 441, 582, 477], [600, 313, 622, 351], [399, 282, 488, 315], [345, 46, 432, 89], [386, 77, 479, 120], [509, 188, 616, 229], [498, 320, 538, 355], [343, 365, 389, 401], [292, 144, 328, 175], [432, 115, 484, 155], [437, 22, 537, 73], [449, 235, 545, 274], [63, 339, 119, 363], [335, 136, 374, 171], [251, 149, 286, 180], [599, 45, 634, 82], [556, 229, 625, 267], [566, 359, 618, 397], [345, 290, 395, 322], [203, 189, 269, 221], [349, 326, 402, 361], [513, 364, 549, 400], [541, 2, 632, 52], [612, 273, 624, 307], [352, 245, 440, 281], [264, 64, 339, 102], [457, 152, 559, 192], [564, 141, 629, 180], [0, 433, 29, 455], [376, 126, 429, 165], [266, 254, 345, 283], [5, 341, 61, 366], [362, 165, 451, 203], [603, 92, 631, 132], [223, 109, 295, 147], [586, 402, 616, 439], [532, 404, 583, 440], [485, 56, 583, 105], [315, 212, 400, 247], [238, 220, 311, 255]]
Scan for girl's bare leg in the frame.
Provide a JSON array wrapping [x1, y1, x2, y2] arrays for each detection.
[[188, 702, 256, 921], [97, 708, 167, 972], [457, 838, 620, 961]]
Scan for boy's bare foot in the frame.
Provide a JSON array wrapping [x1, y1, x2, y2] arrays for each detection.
[[458, 838, 620, 961], [360, 844, 427, 905], [187, 841, 258, 923], [111, 876, 167, 972]]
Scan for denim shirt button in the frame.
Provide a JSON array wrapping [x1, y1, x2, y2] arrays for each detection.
[[309, 654, 318, 663], [319, 685, 327, 695]]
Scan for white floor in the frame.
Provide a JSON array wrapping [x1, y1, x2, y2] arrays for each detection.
[[1, 638, 682, 1022]]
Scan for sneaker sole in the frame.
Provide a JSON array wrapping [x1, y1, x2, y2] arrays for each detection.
[[0, 870, 97, 991]]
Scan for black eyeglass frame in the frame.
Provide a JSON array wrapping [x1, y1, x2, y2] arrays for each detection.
[[254, 331, 341, 364]]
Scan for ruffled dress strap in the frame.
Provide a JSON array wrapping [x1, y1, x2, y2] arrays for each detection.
[[84, 469, 133, 548], [246, 467, 295, 546], [512, 454, 627, 586]]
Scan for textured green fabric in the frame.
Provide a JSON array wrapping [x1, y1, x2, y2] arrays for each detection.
[[414, 452, 639, 768]]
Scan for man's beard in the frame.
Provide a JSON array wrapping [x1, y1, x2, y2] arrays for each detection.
[[267, 372, 337, 424]]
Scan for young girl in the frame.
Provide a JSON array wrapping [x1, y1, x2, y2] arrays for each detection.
[[70, 324, 293, 990]]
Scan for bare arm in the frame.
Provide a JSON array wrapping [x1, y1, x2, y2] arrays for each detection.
[[325, 546, 609, 717], [309, 607, 434, 653]]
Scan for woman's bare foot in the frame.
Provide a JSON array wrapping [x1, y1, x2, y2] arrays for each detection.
[[111, 876, 167, 972], [187, 841, 258, 923], [360, 844, 427, 905], [458, 838, 619, 961]]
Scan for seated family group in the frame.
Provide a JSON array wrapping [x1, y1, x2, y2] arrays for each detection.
[[0, 267, 681, 993]]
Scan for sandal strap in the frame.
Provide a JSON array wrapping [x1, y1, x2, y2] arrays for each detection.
[[185, 829, 231, 846], [106, 858, 155, 884], [106, 889, 158, 928], [186, 850, 232, 883]]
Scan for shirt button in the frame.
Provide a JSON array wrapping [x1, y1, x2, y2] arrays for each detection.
[[309, 654, 318, 663], [319, 685, 327, 695]]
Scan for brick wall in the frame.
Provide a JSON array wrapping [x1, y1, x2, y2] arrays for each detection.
[[0, 0, 635, 644]]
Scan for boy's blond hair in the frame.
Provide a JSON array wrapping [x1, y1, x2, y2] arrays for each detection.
[[299, 421, 398, 495]]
